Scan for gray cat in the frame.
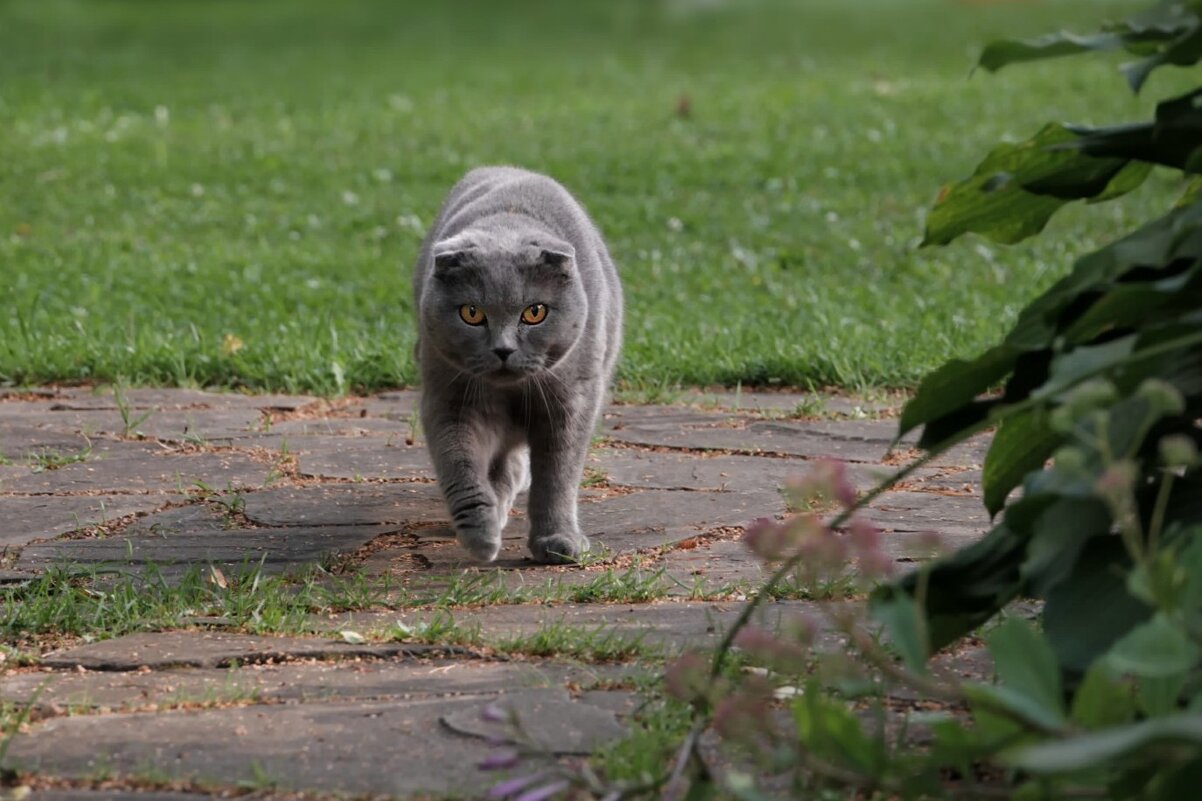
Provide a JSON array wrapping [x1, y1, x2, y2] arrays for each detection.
[[412, 167, 623, 563]]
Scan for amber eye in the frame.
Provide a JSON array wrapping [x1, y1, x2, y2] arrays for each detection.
[[458, 305, 486, 326], [521, 303, 548, 325]]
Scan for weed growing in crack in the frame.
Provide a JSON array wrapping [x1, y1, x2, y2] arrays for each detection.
[[496, 622, 655, 662], [0, 561, 398, 642], [563, 566, 670, 604], [390, 610, 482, 646], [112, 381, 155, 438], [25, 443, 93, 473]]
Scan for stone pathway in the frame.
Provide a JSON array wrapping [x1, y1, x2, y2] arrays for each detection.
[[0, 387, 993, 799]]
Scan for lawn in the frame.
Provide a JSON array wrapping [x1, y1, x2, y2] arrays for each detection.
[[0, 0, 1183, 395]]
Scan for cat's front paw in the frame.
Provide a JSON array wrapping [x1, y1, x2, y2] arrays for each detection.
[[529, 532, 589, 565], [452, 508, 503, 562], [459, 531, 502, 562]]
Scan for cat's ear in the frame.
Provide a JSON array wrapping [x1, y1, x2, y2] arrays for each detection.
[[535, 239, 575, 267], [432, 237, 475, 271]]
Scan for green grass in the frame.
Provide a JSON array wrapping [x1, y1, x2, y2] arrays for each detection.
[[0, 0, 1188, 393]]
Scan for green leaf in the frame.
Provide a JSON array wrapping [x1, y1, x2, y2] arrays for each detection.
[[923, 124, 1132, 246], [1149, 756, 1202, 801], [1069, 89, 1202, 171], [978, 31, 1131, 72], [1062, 287, 1183, 345], [897, 344, 1017, 441], [1043, 537, 1154, 674], [1071, 663, 1137, 730], [1107, 613, 1200, 679], [986, 618, 1066, 724], [1122, 24, 1202, 93], [983, 410, 1061, 516], [1034, 334, 1137, 400], [874, 521, 1027, 653], [871, 591, 929, 672], [1006, 714, 1202, 773], [965, 683, 1067, 733], [1139, 673, 1189, 718], [1012, 201, 1202, 351], [1020, 501, 1112, 598]]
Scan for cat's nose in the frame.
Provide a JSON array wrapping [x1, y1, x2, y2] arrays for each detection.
[[493, 347, 515, 363]]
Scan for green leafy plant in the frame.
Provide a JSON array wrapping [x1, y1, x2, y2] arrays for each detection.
[[865, 0, 1202, 796], [494, 4, 1202, 799]]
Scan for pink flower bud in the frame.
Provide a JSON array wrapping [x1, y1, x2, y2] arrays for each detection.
[[664, 651, 710, 703], [744, 517, 795, 560], [733, 626, 810, 672]]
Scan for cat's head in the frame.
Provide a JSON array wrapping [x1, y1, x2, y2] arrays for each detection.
[[420, 227, 587, 384]]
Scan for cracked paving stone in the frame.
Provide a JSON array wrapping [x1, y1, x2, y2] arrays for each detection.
[[2, 659, 649, 707], [0, 408, 265, 444], [864, 491, 990, 535], [357, 486, 786, 572], [0, 424, 96, 462], [441, 687, 625, 754], [15, 504, 401, 579], [38, 630, 465, 670], [0, 387, 315, 412], [673, 389, 902, 417], [29, 792, 216, 801], [0, 442, 272, 495], [1, 495, 168, 547], [293, 438, 432, 480], [5, 691, 628, 797], [603, 408, 987, 467], [590, 449, 893, 493], [328, 599, 833, 652], [1, 659, 643, 710], [241, 483, 448, 527]]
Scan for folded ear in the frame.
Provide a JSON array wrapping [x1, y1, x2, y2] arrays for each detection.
[[432, 236, 476, 270], [535, 239, 575, 267]]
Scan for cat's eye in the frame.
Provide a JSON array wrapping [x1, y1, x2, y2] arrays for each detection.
[[521, 304, 548, 325], [459, 305, 486, 326]]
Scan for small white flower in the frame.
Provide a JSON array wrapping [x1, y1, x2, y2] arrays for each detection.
[[395, 213, 423, 232], [341, 190, 360, 206], [154, 105, 170, 127], [667, 217, 683, 232], [190, 183, 205, 197]]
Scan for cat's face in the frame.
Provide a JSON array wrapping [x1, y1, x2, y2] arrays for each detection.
[[421, 237, 587, 384]]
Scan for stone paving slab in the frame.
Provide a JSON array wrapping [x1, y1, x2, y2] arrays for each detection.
[[2, 659, 640, 710], [29, 792, 215, 801], [0, 386, 1001, 799], [5, 693, 615, 797], [240, 484, 447, 527], [0, 443, 272, 495], [0, 387, 314, 411], [2, 495, 169, 547], [669, 389, 902, 418], [292, 438, 431, 480], [328, 599, 832, 652], [38, 631, 465, 671], [0, 424, 96, 462], [16, 516, 398, 580], [441, 687, 625, 754]]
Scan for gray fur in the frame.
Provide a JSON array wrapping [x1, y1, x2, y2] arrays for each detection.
[[413, 167, 623, 563]]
